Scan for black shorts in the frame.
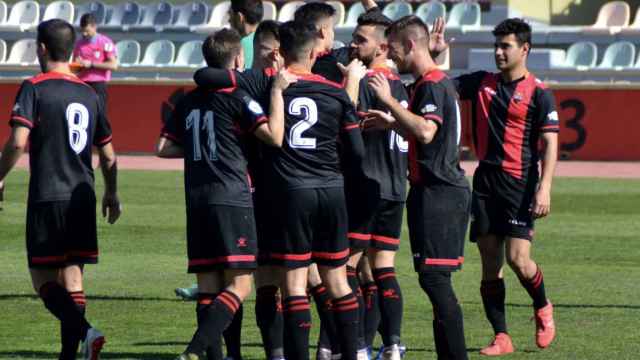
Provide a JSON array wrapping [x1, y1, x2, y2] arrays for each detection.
[[348, 200, 404, 251], [407, 185, 470, 273], [470, 164, 538, 242], [26, 197, 98, 268], [263, 187, 349, 269], [86, 81, 108, 110], [186, 203, 257, 273]]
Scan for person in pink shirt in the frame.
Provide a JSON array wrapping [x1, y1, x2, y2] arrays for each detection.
[[73, 13, 118, 109]]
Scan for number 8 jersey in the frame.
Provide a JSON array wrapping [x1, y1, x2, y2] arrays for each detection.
[[9, 72, 112, 203]]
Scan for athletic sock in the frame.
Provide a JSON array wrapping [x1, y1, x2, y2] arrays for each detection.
[[347, 266, 366, 349], [196, 293, 223, 360], [419, 272, 468, 360], [223, 303, 243, 359], [518, 266, 549, 310], [255, 285, 284, 359], [432, 313, 449, 359], [186, 290, 240, 356], [283, 296, 312, 360], [59, 291, 87, 359], [332, 293, 360, 360], [480, 279, 508, 334], [311, 285, 339, 353], [362, 282, 380, 347], [373, 267, 403, 346]]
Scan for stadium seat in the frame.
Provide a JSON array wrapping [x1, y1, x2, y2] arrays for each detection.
[[116, 39, 141, 66], [173, 40, 204, 67], [170, 2, 208, 31], [131, 2, 173, 31], [327, 1, 345, 26], [415, 1, 446, 26], [103, 2, 141, 30], [138, 39, 175, 66], [74, 1, 106, 26], [382, 1, 412, 21], [447, 2, 481, 28], [0, 0, 39, 32], [42, 1, 74, 23], [615, 6, 640, 41], [341, 2, 365, 28], [207, 1, 230, 27], [592, 1, 630, 28], [262, 1, 276, 21], [6, 38, 37, 65], [597, 41, 635, 68], [555, 41, 598, 69], [0, 1, 7, 24], [0, 39, 6, 62], [277, 1, 304, 22]]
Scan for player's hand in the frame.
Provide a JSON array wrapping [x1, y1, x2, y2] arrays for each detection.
[[102, 192, 121, 224], [429, 17, 454, 58], [362, 109, 395, 130], [532, 186, 551, 219], [368, 72, 393, 104], [270, 50, 284, 70], [79, 59, 92, 68], [338, 59, 367, 81], [273, 69, 298, 91]]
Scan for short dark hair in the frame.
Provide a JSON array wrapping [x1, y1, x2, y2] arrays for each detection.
[[386, 15, 430, 39], [492, 18, 532, 50], [202, 28, 243, 68], [279, 21, 318, 62], [79, 13, 97, 28], [294, 2, 336, 28], [254, 20, 280, 46], [37, 19, 76, 62], [357, 9, 392, 28], [231, 0, 263, 25]]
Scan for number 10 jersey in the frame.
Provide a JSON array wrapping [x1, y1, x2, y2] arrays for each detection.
[[9, 72, 113, 203]]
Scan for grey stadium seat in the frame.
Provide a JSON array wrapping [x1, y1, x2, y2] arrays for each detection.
[[103, 1, 141, 30], [415, 1, 446, 26], [173, 40, 203, 67], [446, 2, 481, 28], [0, 0, 39, 32], [42, 1, 74, 23], [74, 1, 106, 26], [138, 39, 175, 66], [116, 39, 141, 66], [598, 41, 635, 68], [559, 41, 598, 68], [0, 39, 6, 62], [170, 2, 208, 31], [6, 38, 37, 65], [382, 1, 413, 21], [0, 1, 7, 24], [132, 2, 173, 31]]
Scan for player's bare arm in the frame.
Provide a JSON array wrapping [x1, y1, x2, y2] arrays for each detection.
[[337, 59, 367, 104], [97, 143, 121, 224], [156, 136, 184, 158], [533, 131, 558, 219], [0, 126, 30, 185], [254, 69, 297, 147], [428, 17, 453, 59], [367, 72, 438, 144]]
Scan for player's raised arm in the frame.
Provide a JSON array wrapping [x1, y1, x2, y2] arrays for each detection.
[[337, 59, 367, 104], [253, 69, 297, 147], [157, 99, 185, 158], [193, 67, 272, 100]]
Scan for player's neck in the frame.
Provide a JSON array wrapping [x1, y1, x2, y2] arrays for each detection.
[[412, 52, 438, 79], [45, 62, 74, 76], [241, 22, 258, 37], [369, 56, 388, 70], [286, 62, 312, 75], [500, 65, 528, 83]]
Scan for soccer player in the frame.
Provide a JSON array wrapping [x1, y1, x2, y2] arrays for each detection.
[[252, 20, 282, 71], [365, 15, 471, 360], [73, 13, 118, 109], [0, 19, 120, 360], [193, 21, 367, 360], [157, 28, 294, 360], [343, 8, 410, 360], [430, 17, 558, 355], [229, 0, 264, 69]]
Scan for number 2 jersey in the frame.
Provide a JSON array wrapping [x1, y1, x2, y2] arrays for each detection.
[[9, 72, 112, 203], [162, 86, 268, 207]]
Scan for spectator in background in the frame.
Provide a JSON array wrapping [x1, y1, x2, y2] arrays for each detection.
[[73, 13, 118, 109], [229, 0, 264, 69]]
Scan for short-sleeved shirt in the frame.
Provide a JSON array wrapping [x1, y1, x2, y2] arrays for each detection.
[[407, 69, 467, 188], [453, 71, 560, 179], [73, 33, 117, 83], [9, 72, 113, 203], [162, 86, 268, 207], [357, 67, 409, 201], [311, 47, 350, 84]]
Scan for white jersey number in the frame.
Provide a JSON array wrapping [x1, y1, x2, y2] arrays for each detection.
[[66, 103, 89, 154], [388, 100, 409, 152], [186, 109, 217, 161], [288, 97, 318, 149]]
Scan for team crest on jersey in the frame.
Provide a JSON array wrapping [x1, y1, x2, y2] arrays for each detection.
[[484, 86, 496, 95], [514, 92, 523, 102], [547, 111, 559, 122], [237, 237, 247, 248], [248, 100, 264, 115], [421, 104, 437, 114]]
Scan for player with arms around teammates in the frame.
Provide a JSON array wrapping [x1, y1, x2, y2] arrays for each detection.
[[430, 17, 559, 355], [0, 19, 120, 360]]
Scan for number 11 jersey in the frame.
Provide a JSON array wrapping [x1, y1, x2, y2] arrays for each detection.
[[9, 72, 112, 203]]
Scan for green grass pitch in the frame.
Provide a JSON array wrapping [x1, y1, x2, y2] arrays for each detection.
[[1, 169, 640, 359]]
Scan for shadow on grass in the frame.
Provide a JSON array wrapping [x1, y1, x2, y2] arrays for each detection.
[[0, 350, 178, 359], [462, 301, 640, 310], [0, 294, 182, 302]]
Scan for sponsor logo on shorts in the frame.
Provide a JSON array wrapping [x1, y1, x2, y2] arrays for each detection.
[[421, 104, 438, 114], [237, 237, 247, 248], [508, 219, 528, 227], [299, 322, 312, 328], [382, 289, 400, 299]]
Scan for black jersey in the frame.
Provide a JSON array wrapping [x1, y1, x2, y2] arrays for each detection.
[[9, 72, 112, 203], [312, 48, 350, 84], [453, 71, 559, 180], [357, 67, 409, 201], [162, 86, 268, 207], [407, 69, 467, 188]]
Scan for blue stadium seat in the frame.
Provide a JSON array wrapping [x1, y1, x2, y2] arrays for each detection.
[[116, 39, 141, 66], [74, 1, 106, 26], [341, 2, 365, 28], [172, 40, 204, 67], [556, 41, 598, 69], [415, 1, 445, 26], [382, 1, 413, 21], [170, 2, 208, 31], [0, 39, 6, 63], [131, 2, 173, 31], [447, 2, 481, 28], [598, 41, 635, 69], [138, 39, 175, 66], [103, 1, 141, 30], [277, 1, 304, 22]]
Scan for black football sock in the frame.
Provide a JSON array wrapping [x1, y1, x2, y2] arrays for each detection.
[[255, 285, 284, 359], [223, 303, 243, 359], [186, 290, 240, 356], [432, 314, 449, 360], [332, 293, 360, 360], [311, 285, 340, 353], [373, 267, 403, 346], [362, 282, 380, 347], [480, 279, 508, 334], [518, 266, 549, 310], [283, 296, 312, 360], [347, 266, 366, 350], [196, 293, 223, 360], [419, 272, 468, 360], [59, 291, 87, 360]]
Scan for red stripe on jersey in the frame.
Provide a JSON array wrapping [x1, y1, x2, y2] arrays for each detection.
[[67, 251, 98, 257], [502, 77, 535, 180], [216, 87, 236, 94], [366, 67, 401, 81], [475, 73, 498, 161], [371, 234, 400, 245], [189, 255, 256, 266], [270, 252, 312, 261], [248, 117, 268, 133], [312, 248, 349, 260], [288, 69, 344, 89], [29, 71, 88, 86], [423, 114, 443, 124], [30, 255, 67, 264], [342, 123, 360, 131], [347, 232, 372, 240], [425, 258, 461, 266], [10, 116, 34, 128]]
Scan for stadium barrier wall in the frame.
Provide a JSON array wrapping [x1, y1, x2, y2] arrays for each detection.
[[0, 80, 637, 161]]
